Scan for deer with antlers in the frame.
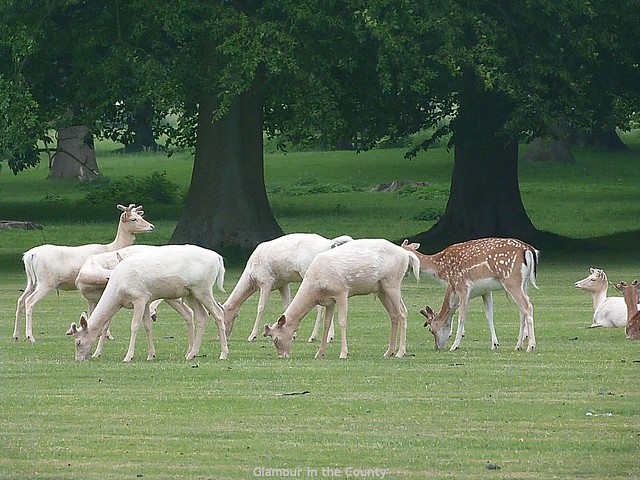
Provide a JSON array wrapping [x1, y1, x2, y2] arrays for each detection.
[[401, 237, 539, 352]]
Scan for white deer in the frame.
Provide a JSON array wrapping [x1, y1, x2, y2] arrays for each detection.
[[14, 204, 154, 342], [402, 237, 539, 352], [67, 244, 227, 362], [263, 238, 420, 359], [75, 244, 194, 358], [574, 268, 629, 328], [223, 233, 353, 342]]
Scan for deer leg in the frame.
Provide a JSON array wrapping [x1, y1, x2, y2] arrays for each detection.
[[123, 302, 146, 363], [141, 304, 156, 361], [166, 298, 195, 353], [333, 294, 350, 359], [509, 288, 535, 351], [315, 302, 336, 358], [198, 295, 228, 360], [14, 283, 35, 340], [308, 306, 334, 343], [379, 288, 408, 358], [308, 306, 323, 342], [450, 294, 470, 351], [184, 298, 207, 360], [482, 292, 499, 350], [248, 285, 276, 341], [22, 285, 52, 342]]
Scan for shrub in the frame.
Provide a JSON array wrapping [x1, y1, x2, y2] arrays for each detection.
[[414, 208, 442, 222], [268, 177, 361, 196], [81, 171, 182, 206]]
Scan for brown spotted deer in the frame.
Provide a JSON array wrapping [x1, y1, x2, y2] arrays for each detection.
[[401, 237, 539, 352], [613, 281, 640, 340]]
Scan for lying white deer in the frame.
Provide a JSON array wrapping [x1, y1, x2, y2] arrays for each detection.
[[14, 204, 154, 342], [402, 238, 539, 352], [76, 244, 194, 358], [574, 268, 629, 328], [223, 233, 353, 341], [264, 238, 420, 359], [67, 244, 227, 362]]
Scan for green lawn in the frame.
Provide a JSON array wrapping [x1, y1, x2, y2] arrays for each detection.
[[1, 138, 639, 479]]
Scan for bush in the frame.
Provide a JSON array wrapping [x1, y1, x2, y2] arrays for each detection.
[[268, 177, 361, 196], [81, 171, 183, 206]]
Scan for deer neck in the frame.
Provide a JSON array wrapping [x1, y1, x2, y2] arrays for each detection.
[[434, 287, 459, 328], [415, 251, 445, 278], [592, 288, 608, 311], [85, 293, 124, 344], [222, 275, 256, 316], [623, 292, 639, 321], [282, 294, 318, 332], [109, 221, 136, 250]]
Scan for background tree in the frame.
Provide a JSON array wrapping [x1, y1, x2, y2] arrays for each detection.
[[360, 0, 640, 250], [2, 1, 639, 253]]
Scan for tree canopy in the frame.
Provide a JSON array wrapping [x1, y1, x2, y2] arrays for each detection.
[[1, 1, 639, 251]]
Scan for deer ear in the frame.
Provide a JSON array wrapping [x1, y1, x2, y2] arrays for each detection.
[[66, 323, 78, 336], [277, 315, 287, 327], [263, 324, 272, 337], [401, 239, 408, 246], [117, 204, 126, 212], [80, 312, 89, 330], [410, 242, 420, 250]]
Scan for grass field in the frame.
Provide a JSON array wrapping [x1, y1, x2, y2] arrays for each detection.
[[1, 137, 639, 479]]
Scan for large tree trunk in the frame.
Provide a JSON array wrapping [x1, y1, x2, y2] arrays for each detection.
[[574, 126, 628, 151], [170, 76, 283, 254], [49, 125, 100, 181], [410, 83, 540, 252]]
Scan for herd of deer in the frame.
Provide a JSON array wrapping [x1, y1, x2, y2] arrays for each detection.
[[11, 204, 640, 362]]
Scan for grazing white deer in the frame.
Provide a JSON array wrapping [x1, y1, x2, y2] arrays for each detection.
[[67, 244, 227, 362], [613, 281, 640, 340], [223, 233, 353, 341], [574, 268, 629, 328], [76, 245, 194, 358], [402, 237, 539, 352], [263, 238, 420, 359], [14, 204, 154, 342]]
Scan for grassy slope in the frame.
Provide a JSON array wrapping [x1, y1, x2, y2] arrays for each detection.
[[1, 137, 639, 479]]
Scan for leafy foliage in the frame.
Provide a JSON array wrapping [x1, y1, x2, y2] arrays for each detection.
[[1, 0, 639, 170], [81, 171, 182, 206], [0, 78, 46, 173], [360, 0, 640, 150], [268, 176, 361, 196]]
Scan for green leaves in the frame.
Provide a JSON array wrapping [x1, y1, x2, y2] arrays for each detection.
[[0, 77, 45, 173]]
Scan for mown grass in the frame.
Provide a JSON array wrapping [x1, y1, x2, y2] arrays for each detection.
[[1, 137, 640, 479]]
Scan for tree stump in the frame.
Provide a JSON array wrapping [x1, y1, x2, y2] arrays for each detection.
[[49, 125, 101, 181], [523, 137, 576, 163]]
